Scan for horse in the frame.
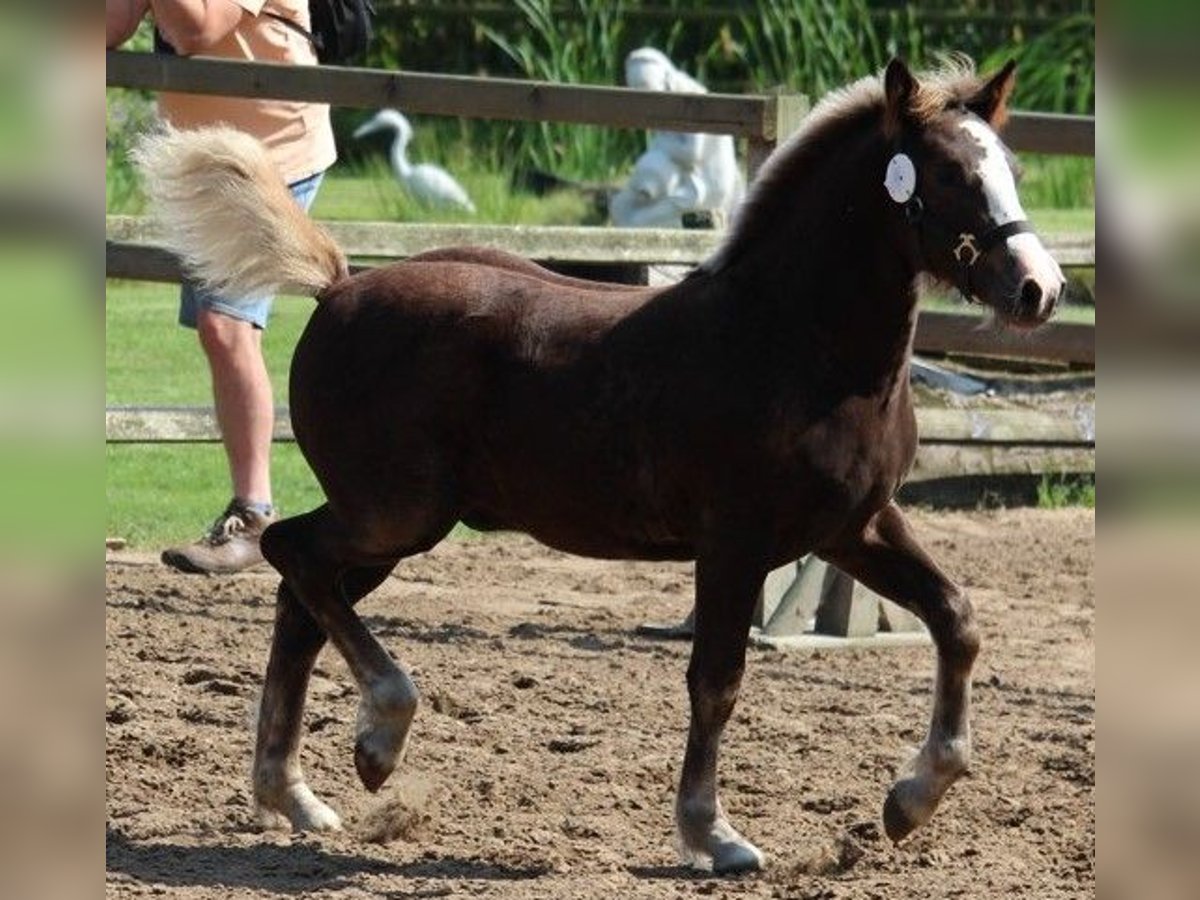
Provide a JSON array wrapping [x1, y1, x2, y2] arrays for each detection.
[[133, 58, 1064, 873]]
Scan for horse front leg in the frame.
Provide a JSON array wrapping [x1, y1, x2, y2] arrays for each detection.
[[821, 501, 980, 843], [676, 548, 767, 873]]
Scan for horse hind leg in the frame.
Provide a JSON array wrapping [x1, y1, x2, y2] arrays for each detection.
[[821, 501, 979, 843], [675, 549, 767, 873], [259, 505, 453, 817], [253, 579, 339, 831], [253, 559, 398, 831]]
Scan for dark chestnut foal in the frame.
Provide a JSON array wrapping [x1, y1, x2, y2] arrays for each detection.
[[135, 58, 1063, 872]]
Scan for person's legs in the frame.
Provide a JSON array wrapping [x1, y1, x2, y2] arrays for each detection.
[[162, 172, 323, 574], [198, 310, 274, 509]]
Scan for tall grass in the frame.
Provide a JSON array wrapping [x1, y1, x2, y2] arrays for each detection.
[[482, 0, 641, 181], [1037, 473, 1096, 510], [983, 14, 1095, 116], [735, 0, 883, 95]]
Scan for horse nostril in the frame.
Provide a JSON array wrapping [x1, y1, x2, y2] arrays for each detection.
[[1019, 278, 1043, 314]]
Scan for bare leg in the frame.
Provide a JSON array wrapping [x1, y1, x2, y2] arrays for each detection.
[[821, 502, 980, 843], [253, 563, 396, 831], [675, 550, 766, 873], [197, 308, 274, 504]]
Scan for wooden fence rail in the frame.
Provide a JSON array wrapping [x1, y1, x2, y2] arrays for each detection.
[[106, 217, 1096, 365], [106, 405, 1096, 484], [106, 216, 1097, 270], [106, 51, 1095, 365], [106, 51, 1095, 156]]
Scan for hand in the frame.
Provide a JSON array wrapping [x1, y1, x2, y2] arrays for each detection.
[[106, 0, 150, 48], [148, 0, 245, 55]]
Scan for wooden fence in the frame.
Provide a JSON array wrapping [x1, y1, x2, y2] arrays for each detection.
[[106, 51, 1094, 474]]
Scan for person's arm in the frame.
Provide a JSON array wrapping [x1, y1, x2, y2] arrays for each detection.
[[107, 0, 151, 48], [149, 0, 246, 55]]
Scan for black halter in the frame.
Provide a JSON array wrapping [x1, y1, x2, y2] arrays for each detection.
[[896, 164, 1034, 302]]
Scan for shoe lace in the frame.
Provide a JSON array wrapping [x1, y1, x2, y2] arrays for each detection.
[[203, 504, 249, 546]]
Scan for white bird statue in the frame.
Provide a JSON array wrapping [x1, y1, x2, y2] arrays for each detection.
[[353, 109, 476, 214], [611, 48, 744, 229]]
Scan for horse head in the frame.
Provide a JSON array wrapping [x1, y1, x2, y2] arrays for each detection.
[[881, 58, 1066, 329]]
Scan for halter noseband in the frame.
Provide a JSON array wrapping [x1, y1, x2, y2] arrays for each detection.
[[892, 153, 1034, 302]]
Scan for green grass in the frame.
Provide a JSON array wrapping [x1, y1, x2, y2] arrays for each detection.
[[1037, 474, 1096, 509], [106, 281, 322, 546], [314, 160, 593, 225], [107, 443, 326, 548], [105, 281, 314, 406]]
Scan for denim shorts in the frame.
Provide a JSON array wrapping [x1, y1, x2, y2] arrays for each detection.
[[178, 170, 325, 331]]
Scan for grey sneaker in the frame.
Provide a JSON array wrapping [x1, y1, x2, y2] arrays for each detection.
[[161, 499, 277, 574]]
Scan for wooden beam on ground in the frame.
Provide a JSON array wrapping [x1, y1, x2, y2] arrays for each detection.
[[910, 443, 1094, 481], [916, 406, 1094, 445]]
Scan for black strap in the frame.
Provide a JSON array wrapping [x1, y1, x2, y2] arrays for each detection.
[[977, 219, 1034, 253], [264, 12, 324, 53]]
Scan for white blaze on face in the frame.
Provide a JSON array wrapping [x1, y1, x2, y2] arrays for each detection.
[[960, 118, 1064, 311]]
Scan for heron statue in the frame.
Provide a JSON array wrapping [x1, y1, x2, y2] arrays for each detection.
[[353, 109, 477, 214]]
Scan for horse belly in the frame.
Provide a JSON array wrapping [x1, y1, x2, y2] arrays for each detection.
[[458, 423, 699, 562]]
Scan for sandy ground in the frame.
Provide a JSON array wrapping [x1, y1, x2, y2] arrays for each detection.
[[106, 508, 1093, 899]]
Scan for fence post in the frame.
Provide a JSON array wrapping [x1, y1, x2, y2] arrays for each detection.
[[746, 92, 808, 181]]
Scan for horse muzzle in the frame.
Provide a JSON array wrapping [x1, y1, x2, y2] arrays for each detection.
[[989, 233, 1066, 329]]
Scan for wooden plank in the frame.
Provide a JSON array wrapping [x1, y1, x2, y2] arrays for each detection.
[[106, 241, 1095, 366], [106, 405, 1094, 451], [909, 443, 1094, 481], [914, 311, 1094, 366], [1037, 231, 1094, 267], [916, 406, 1094, 445], [1006, 111, 1095, 157], [107, 217, 1093, 269], [107, 217, 725, 266], [106, 407, 296, 442], [106, 51, 773, 137], [747, 93, 809, 178], [105, 241, 182, 283], [106, 53, 1092, 156]]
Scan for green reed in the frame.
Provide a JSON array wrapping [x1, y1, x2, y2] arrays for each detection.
[[482, 0, 642, 181]]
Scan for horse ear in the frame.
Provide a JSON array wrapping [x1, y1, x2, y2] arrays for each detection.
[[883, 58, 918, 138], [967, 60, 1017, 129]]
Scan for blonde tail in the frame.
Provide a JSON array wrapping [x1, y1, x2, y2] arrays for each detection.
[[131, 126, 347, 299]]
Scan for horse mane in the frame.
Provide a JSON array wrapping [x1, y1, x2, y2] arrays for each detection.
[[701, 57, 981, 275]]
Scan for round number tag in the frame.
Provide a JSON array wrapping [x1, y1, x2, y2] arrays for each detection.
[[884, 153, 917, 204]]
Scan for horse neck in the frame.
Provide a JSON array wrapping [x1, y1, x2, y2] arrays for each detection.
[[719, 121, 920, 396]]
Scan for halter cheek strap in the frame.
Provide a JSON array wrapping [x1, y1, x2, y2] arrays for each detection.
[[898, 182, 1034, 301], [944, 219, 1035, 299]]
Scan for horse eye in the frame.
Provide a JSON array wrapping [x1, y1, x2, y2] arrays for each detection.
[[934, 164, 960, 187]]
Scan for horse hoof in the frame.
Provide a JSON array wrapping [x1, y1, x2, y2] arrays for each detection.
[[255, 784, 343, 832], [711, 840, 766, 875], [883, 787, 920, 844], [355, 739, 395, 793]]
